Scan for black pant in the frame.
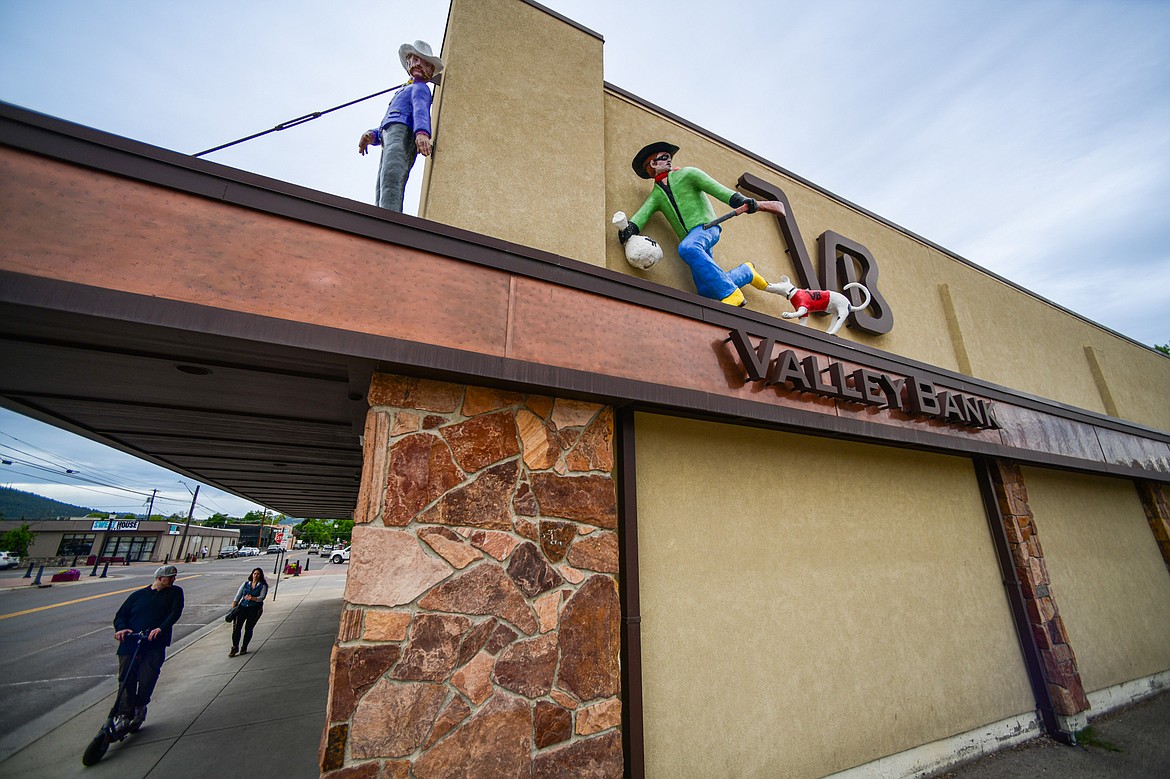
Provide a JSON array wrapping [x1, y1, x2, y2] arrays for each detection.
[[116, 649, 165, 715], [231, 605, 263, 650]]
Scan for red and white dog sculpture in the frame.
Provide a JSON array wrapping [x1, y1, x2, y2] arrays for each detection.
[[766, 275, 872, 336]]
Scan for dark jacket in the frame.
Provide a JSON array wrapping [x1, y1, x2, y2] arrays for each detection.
[[113, 585, 185, 655]]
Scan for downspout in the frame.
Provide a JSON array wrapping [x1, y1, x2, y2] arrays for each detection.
[[616, 408, 647, 777]]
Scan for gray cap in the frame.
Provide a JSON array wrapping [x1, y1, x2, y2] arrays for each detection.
[[154, 564, 179, 578]]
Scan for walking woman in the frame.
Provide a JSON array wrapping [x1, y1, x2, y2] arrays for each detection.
[[229, 567, 268, 657]]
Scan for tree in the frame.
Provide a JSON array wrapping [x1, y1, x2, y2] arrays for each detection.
[[1156, 343, 1169, 357], [203, 513, 229, 528], [241, 510, 267, 524], [86, 512, 107, 518], [0, 523, 36, 557], [296, 519, 332, 546], [331, 519, 355, 545]]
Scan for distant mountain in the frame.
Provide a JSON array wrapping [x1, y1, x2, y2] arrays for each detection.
[[0, 487, 96, 521]]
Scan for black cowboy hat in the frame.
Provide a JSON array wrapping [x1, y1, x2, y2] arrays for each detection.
[[631, 141, 680, 179]]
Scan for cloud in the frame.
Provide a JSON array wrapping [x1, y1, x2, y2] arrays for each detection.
[[0, 409, 267, 519]]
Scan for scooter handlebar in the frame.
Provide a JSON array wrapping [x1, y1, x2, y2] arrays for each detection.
[[116, 630, 151, 642]]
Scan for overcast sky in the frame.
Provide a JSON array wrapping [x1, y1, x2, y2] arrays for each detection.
[[1, 0, 1168, 516]]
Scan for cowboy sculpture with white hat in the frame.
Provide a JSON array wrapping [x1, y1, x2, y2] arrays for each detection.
[[617, 142, 786, 307], [358, 40, 444, 212]]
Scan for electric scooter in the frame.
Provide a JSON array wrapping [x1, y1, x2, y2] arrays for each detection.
[[82, 631, 149, 767]]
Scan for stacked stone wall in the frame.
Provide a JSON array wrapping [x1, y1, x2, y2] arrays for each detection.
[[320, 375, 623, 777], [1136, 481, 1170, 576], [988, 460, 1090, 718]]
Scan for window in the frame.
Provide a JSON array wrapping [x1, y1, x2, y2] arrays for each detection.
[[57, 534, 96, 556], [98, 535, 157, 562]]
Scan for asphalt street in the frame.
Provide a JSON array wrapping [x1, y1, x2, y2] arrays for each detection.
[[0, 553, 328, 740], [0, 563, 345, 777]]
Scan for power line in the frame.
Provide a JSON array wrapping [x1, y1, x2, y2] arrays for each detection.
[[0, 423, 272, 518], [0, 433, 165, 493], [2, 473, 262, 520], [1, 463, 197, 514], [1, 447, 270, 520], [0, 446, 231, 510], [1, 468, 151, 502], [0, 454, 159, 498], [0, 439, 63, 470]]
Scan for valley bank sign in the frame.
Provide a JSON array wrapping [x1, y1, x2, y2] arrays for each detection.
[[726, 329, 1001, 431]]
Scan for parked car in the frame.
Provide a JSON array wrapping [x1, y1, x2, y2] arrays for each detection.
[[218, 546, 239, 559], [294, 542, 308, 550], [308, 544, 320, 555], [266, 544, 284, 554], [0, 551, 20, 569], [330, 547, 351, 564], [238, 546, 261, 557]]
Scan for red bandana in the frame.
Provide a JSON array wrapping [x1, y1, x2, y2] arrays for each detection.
[[654, 168, 676, 183]]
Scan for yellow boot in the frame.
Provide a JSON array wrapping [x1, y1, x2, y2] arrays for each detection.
[[721, 288, 746, 307], [746, 262, 770, 290]]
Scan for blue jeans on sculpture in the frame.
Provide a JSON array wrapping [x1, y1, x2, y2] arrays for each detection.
[[677, 225, 755, 301], [376, 123, 417, 212]]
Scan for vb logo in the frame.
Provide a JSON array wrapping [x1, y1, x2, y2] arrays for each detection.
[[738, 173, 893, 335]]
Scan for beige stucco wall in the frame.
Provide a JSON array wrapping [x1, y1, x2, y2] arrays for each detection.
[[603, 91, 1170, 431], [1021, 466, 1170, 693], [634, 413, 1034, 778], [422, 0, 606, 265], [939, 275, 1170, 430]]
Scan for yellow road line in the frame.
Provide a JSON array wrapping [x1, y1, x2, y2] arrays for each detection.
[[0, 575, 201, 621]]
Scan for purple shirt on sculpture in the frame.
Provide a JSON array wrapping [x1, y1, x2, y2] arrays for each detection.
[[367, 79, 433, 145]]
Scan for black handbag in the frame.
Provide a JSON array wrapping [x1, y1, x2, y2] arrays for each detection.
[[224, 605, 239, 623]]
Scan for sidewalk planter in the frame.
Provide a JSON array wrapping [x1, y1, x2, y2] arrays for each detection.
[[50, 568, 81, 582]]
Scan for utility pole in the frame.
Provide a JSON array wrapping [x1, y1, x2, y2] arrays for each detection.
[[137, 489, 157, 563], [178, 485, 199, 560]]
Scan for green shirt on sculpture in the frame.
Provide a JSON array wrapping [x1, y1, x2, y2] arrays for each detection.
[[628, 167, 739, 238]]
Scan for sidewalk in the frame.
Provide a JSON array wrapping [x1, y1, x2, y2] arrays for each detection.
[[0, 570, 344, 778], [939, 690, 1170, 778]]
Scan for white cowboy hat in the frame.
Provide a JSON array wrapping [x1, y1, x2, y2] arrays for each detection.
[[399, 40, 444, 80]]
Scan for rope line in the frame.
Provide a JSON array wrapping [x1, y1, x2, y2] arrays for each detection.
[[193, 81, 411, 158]]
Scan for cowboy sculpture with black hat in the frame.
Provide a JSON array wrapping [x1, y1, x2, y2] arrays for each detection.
[[617, 141, 786, 307], [358, 40, 444, 212]]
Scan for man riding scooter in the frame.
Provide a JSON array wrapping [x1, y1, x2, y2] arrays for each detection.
[[111, 564, 185, 732]]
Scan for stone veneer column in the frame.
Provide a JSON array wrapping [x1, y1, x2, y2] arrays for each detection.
[[1136, 480, 1170, 576], [986, 460, 1091, 731], [319, 375, 624, 778]]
